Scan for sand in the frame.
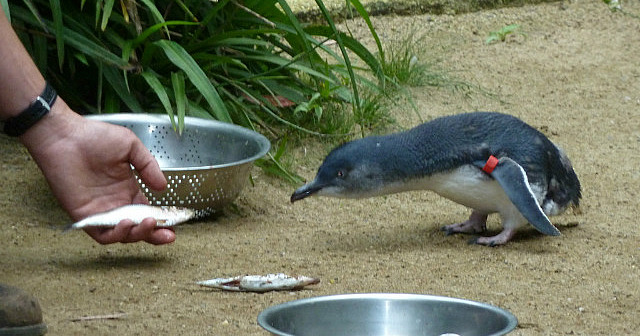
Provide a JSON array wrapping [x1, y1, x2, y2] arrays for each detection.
[[1, 0, 639, 334]]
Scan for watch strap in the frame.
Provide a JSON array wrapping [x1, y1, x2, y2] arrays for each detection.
[[3, 82, 57, 137]]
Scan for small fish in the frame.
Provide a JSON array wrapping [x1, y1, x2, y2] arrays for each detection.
[[197, 273, 320, 292], [64, 205, 195, 231]]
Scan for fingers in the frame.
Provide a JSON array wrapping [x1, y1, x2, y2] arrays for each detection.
[[127, 131, 167, 192], [83, 218, 176, 245], [135, 218, 176, 245]]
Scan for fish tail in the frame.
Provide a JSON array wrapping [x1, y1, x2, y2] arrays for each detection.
[[62, 222, 79, 233]]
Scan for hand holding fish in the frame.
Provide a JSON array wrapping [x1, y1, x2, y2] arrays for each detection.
[[19, 100, 174, 245], [1, 13, 171, 245]]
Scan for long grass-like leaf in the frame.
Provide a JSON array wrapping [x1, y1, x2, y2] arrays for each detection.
[[10, 6, 130, 68], [49, 0, 64, 69], [94, 0, 101, 28], [100, 0, 115, 31], [155, 39, 232, 122], [230, 81, 346, 136], [313, 0, 361, 111], [171, 72, 187, 134], [64, 28, 130, 68], [189, 28, 281, 51], [104, 88, 120, 113], [348, 0, 385, 69], [122, 20, 200, 73], [32, 34, 48, 73], [102, 65, 143, 112], [275, 0, 318, 73], [97, 62, 103, 113], [18, 0, 47, 32], [137, 0, 168, 36], [241, 54, 337, 83], [304, 25, 384, 84], [141, 70, 176, 128], [130, 20, 200, 49], [174, 0, 198, 22]]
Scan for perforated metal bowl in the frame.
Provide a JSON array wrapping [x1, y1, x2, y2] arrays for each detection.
[[86, 113, 270, 217]]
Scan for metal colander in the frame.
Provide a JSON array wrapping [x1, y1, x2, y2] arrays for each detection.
[[86, 113, 270, 217]]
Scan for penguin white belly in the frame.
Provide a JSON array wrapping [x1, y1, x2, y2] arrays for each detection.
[[416, 165, 515, 213]]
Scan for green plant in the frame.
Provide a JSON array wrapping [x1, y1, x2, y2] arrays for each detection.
[[379, 32, 425, 87], [485, 24, 526, 44], [8, 1, 385, 129], [254, 135, 304, 184], [371, 30, 484, 125], [5, 0, 389, 181], [603, 0, 640, 20], [379, 32, 465, 90]]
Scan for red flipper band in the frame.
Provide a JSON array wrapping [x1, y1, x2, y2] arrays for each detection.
[[482, 155, 499, 174]]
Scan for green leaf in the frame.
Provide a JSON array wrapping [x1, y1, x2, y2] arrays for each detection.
[[276, 0, 317, 71], [186, 101, 213, 119], [122, 20, 200, 74], [10, 6, 130, 69], [242, 54, 336, 83], [304, 25, 384, 84], [32, 34, 48, 73], [138, 0, 169, 36], [171, 72, 186, 135], [129, 21, 200, 49], [20, 0, 47, 32], [102, 65, 143, 112], [100, 0, 115, 31], [313, 0, 361, 112], [96, 62, 103, 113], [104, 89, 121, 113], [49, 0, 64, 69], [94, 0, 101, 28], [174, 0, 198, 22], [62, 28, 130, 68], [141, 70, 176, 129], [155, 39, 231, 122], [348, 0, 385, 69]]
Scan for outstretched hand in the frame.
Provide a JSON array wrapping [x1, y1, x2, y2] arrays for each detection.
[[20, 100, 175, 245]]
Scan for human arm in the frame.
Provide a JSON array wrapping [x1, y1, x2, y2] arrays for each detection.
[[0, 5, 174, 244]]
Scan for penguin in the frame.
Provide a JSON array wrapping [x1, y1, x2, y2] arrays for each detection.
[[290, 112, 581, 246]]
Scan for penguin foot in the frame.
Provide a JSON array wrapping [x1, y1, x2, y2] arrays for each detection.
[[441, 211, 488, 235], [469, 228, 517, 246]]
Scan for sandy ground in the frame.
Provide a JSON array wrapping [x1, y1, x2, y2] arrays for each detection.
[[1, 0, 639, 335]]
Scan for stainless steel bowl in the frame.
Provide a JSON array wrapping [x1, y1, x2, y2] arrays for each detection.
[[86, 113, 270, 216], [257, 293, 518, 336]]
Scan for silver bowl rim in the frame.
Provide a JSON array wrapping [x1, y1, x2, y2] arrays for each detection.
[[86, 113, 271, 171], [257, 293, 518, 336]]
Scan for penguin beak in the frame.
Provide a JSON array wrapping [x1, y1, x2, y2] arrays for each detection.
[[290, 182, 323, 203]]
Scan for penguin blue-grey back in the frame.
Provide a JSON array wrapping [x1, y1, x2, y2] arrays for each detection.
[[291, 112, 581, 246]]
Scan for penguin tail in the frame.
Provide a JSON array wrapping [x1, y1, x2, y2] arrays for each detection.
[[545, 145, 582, 213]]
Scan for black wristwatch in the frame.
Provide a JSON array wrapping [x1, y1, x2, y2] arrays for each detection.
[[3, 82, 58, 137]]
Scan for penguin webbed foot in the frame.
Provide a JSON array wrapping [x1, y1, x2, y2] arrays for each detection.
[[441, 211, 488, 236], [468, 228, 517, 246]]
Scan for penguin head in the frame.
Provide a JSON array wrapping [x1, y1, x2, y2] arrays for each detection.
[[290, 140, 388, 202]]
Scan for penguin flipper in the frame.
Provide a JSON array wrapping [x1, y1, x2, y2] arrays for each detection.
[[476, 157, 561, 236]]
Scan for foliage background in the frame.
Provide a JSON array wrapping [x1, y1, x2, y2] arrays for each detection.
[[3, 0, 387, 139]]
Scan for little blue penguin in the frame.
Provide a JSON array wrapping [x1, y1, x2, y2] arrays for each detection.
[[290, 112, 581, 246]]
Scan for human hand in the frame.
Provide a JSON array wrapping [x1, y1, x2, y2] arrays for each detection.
[[20, 99, 175, 245], [83, 218, 175, 245]]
